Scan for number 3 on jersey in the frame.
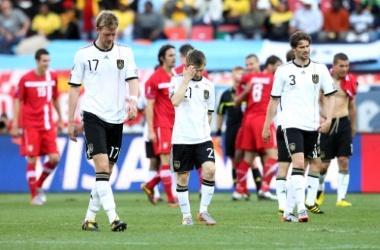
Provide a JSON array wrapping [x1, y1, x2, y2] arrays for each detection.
[[251, 83, 263, 102]]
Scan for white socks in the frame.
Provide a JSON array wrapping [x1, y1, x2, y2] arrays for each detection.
[[85, 186, 101, 221], [176, 185, 191, 218], [337, 172, 350, 201], [96, 179, 118, 224], [200, 180, 215, 213], [305, 173, 320, 206], [290, 169, 306, 213], [276, 178, 287, 211]]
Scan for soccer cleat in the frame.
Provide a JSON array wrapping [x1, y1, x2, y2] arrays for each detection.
[[182, 216, 194, 226], [197, 212, 216, 226], [315, 191, 325, 206], [281, 213, 299, 223], [168, 201, 179, 208], [336, 199, 352, 207], [141, 183, 156, 205], [111, 220, 127, 232], [232, 191, 249, 201], [37, 188, 47, 203], [81, 220, 99, 231], [306, 204, 324, 214], [258, 190, 277, 201], [298, 210, 309, 223], [30, 195, 44, 206]]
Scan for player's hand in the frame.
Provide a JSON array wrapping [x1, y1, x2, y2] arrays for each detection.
[[127, 99, 138, 120], [57, 119, 64, 134], [148, 128, 157, 143], [351, 126, 356, 138], [262, 125, 271, 142], [68, 123, 78, 142], [183, 65, 196, 82], [319, 118, 332, 134]]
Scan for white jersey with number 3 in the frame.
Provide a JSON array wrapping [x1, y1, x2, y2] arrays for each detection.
[[171, 75, 215, 144]]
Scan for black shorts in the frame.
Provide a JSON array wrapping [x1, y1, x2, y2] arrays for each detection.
[[282, 128, 320, 159], [82, 111, 123, 163], [170, 141, 215, 173], [320, 116, 352, 161], [145, 140, 157, 158], [276, 126, 291, 163], [224, 124, 240, 157]]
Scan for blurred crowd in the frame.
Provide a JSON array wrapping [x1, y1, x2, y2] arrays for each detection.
[[0, 0, 380, 54]]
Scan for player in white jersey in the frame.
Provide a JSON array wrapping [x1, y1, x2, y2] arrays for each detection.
[[263, 31, 336, 222], [68, 11, 139, 232], [170, 50, 217, 226]]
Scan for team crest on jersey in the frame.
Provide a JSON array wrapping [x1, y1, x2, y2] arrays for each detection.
[[173, 161, 181, 170], [204, 90, 209, 99], [87, 143, 94, 157], [289, 143, 296, 152], [117, 59, 124, 69], [312, 74, 319, 84]]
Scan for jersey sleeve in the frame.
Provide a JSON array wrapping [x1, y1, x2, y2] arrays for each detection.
[[145, 76, 157, 99], [125, 47, 138, 81], [69, 51, 84, 86], [271, 67, 285, 98], [321, 65, 337, 96], [208, 82, 216, 113], [217, 90, 228, 115]]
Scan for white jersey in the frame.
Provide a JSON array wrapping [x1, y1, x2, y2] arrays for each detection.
[[171, 75, 215, 144], [271, 60, 336, 131], [69, 42, 138, 124]]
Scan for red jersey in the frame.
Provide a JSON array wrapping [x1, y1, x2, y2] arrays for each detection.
[[340, 73, 357, 100], [17, 70, 58, 130], [241, 72, 274, 116], [145, 67, 174, 128], [173, 64, 209, 78]]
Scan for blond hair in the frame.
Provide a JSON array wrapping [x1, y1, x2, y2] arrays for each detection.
[[95, 10, 118, 29]]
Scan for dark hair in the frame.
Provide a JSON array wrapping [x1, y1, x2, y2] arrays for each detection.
[[245, 54, 258, 61], [264, 55, 282, 68], [286, 49, 295, 62], [186, 49, 206, 67], [35, 48, 49, 60], [179, 43, 194, 57], [289, 31, 312, 48], [158, 44, 175, 65], [333, 53, 349, 64]]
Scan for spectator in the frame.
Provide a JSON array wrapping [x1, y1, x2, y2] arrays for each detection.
[[289, 0, 323, 40], [76, 0, 100, 39], [240, 0, 269, 39], [0, 0, 30, 54], [114, 1, 135, 41], [361, 0, 380, 28], [320, 0, 349, 42], [60, 5, 81, 39], [162, 0, 194, 37], [134, 1, 165, 40], [137, 0, 163, 13], [192, 0, 223, 30], [31, 3, 62, 39], [346, 3, 375, 42], [265, 1, 293, 41], [223, 0, 251, 25]]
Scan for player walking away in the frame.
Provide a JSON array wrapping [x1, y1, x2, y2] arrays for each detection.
[[234, 56, 282, 201], [10, 48, 62, 206], [68, 11, 139, 232], [318, 53, 357, 207], [216, 66, 244, 190], [262, 31, 336, 222], [170, 50, 217, 226], [140, 44, 177, 207]]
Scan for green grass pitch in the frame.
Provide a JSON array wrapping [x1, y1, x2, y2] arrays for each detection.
[[0, 193, 379, 249]]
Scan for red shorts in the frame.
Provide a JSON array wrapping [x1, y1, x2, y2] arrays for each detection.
[[235, 127, 244, 150], [21, 128, 58, 156], [240, 115, 277, 153], [153, 127, 172, 155]]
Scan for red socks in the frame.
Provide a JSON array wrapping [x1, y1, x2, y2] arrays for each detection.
[[262, 158, 278, 192], [36, 161, 57, 189], [235, 161, 250, 194], [26, 162, 37, 198]]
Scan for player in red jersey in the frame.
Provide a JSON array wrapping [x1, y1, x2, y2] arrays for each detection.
[[10, 48, 62, 205], [234, 55, 282, 200], [141, 44, 177, 207]]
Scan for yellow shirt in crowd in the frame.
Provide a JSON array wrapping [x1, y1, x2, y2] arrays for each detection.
[[32, 13, 61, 35]]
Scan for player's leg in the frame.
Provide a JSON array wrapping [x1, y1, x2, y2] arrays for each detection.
[[259, 148, 278, 200], [234, 151, 254, 198], [26, 157, 40, 204], [172, 144, 193, 225], [305, 157, 324, 214], [317, 132, 334, 206], [316, 161, 329, 206], [141, 140, 161, 205], [196, 141, 216, 225]]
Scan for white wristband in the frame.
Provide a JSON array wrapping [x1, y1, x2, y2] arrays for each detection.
[[128, 96, 138, 102]]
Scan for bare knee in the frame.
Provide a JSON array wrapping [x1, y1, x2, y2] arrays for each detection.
[[177, 172, 189, 186], [202, 161, 216, 181], [48, 153, 60, 165], [338, 157, 349, 172]]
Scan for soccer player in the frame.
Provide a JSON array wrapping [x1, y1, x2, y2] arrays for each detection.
[[262, 31, 336, 222], [10, 48, 62, 205], [141, 44, 177, 207], [234, 55, 282, 201], [216, 66, 244, 190], [318, 53, 357, 207], [170, 50, 217, 226], [68, 11, 139, 232]]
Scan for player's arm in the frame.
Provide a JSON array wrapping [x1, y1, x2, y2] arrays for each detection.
[[68, 85, 80, 141], [319, 65, 337, 133], [10, 98, 21, 136], [53, 97, 63, 131], [146, 99, 156, 142], [127, 78, 139, 120], [348, 96, 357, 137], [171, 66, 195, 106], [262, 97, 280, 141], [234, 84, 249, 105]]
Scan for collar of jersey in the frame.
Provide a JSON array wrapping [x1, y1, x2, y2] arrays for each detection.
[[191, 76, 203, 82], [292, 59, 311, 68], [93, 41, 114, 52]]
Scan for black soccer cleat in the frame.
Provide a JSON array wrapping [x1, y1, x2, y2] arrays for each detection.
[[81, 220, 99, 232], [306, 204, 324, 214], [111, 220, 127, 232]]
